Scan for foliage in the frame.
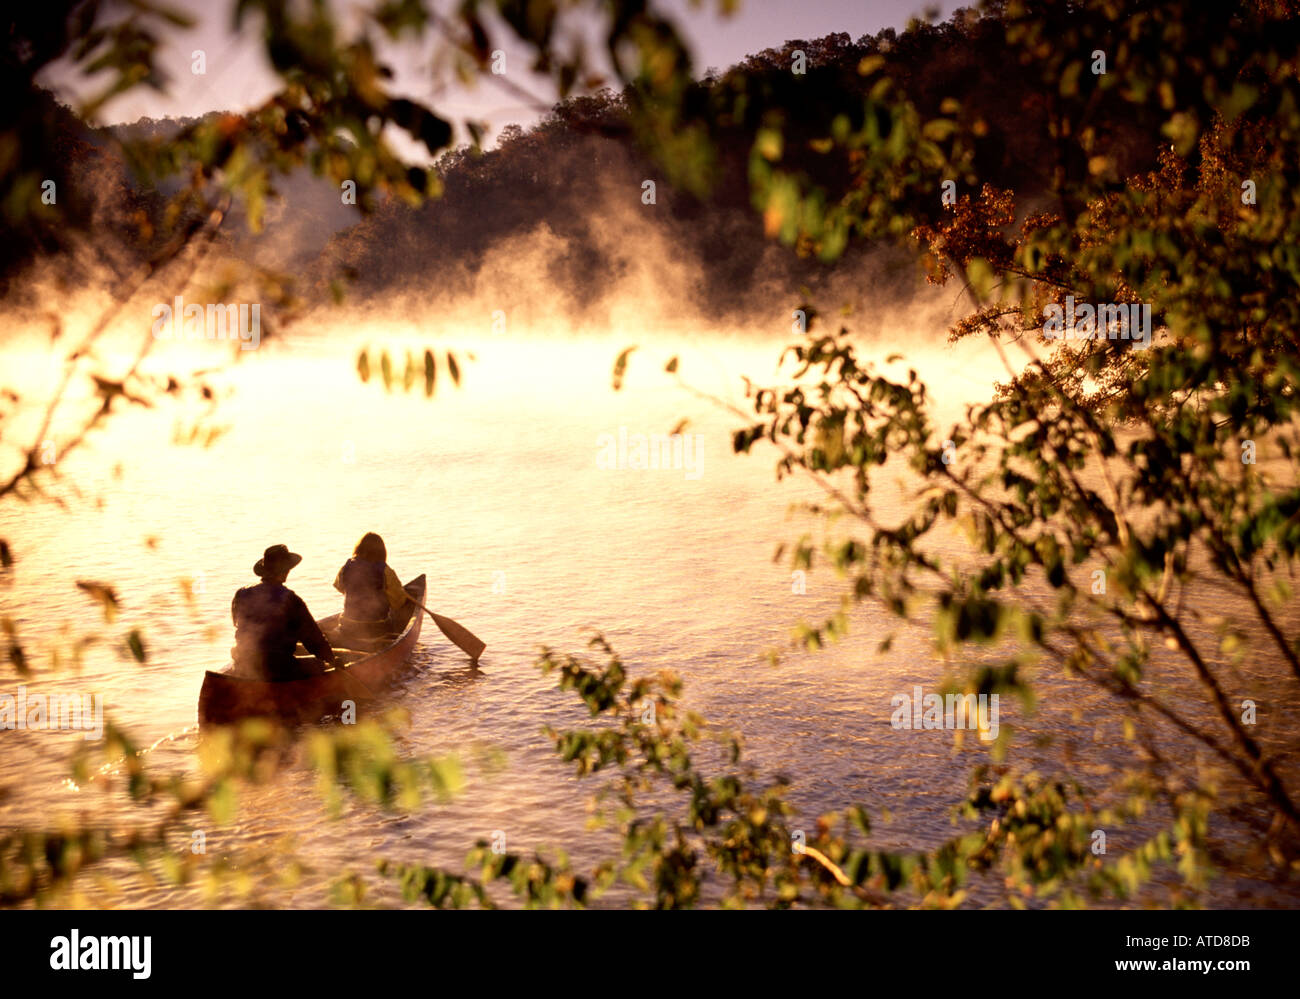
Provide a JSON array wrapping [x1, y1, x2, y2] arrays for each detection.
[[4, 637, 1205, 908], [722, 0, 1300, 891]]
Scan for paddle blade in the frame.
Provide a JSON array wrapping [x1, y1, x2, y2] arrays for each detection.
[[431, 612, 486, 661]]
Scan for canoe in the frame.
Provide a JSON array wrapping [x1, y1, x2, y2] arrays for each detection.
[[198, 574, 426, 725]]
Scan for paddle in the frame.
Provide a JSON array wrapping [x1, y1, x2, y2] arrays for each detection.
[[405, 594, 486, 662], [330, 664, 375, 701], [294, 650, 375, 699]]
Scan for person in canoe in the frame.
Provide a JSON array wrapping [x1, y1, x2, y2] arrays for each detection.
[[231, 544, 338, 681], [333, 532, 409, 643]]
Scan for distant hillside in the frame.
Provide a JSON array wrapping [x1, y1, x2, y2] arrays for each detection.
[[311, 17, 1165, 325], [110, 115, 359, 273], [5, 10, 1167, 325], [0, 90, 174, 303]]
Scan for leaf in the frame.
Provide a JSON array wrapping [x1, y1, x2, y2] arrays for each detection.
[[857, 55, 886, 76], [126, 629, 147, 663], [208, 779, 236, 824], [1059, 60, 1082, 98], [665, 356, 678, 374], [380, 351, 393, 391], [424, 349, 436, 397], [76, 580, 119, 622], [612, 346, 637, 391], [446, 352, 460, 386], [357, 350, 371, 383], [8, 642, 28, 676], [403, 351, 417, 393], [755, 127, 783, 161], [464, 14, 490, 60], [387, 98, 452, 154], [921, 118, 956, 142]]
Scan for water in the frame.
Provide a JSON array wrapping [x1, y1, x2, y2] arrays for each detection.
[[0, 325, 1295, 908]]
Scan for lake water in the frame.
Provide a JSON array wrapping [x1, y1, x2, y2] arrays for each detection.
[[1, 319, 1295, 908]]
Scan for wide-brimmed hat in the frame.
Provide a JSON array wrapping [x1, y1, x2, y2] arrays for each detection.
[[254, 543, 303, 578]]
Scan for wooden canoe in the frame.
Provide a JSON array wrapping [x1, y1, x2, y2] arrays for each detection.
[[198, 574, 426, 726]]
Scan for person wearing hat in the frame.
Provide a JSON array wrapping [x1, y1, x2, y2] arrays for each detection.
[[231, 544, 338, 681]]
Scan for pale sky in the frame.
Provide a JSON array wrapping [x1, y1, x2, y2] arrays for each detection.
[[41, 0, 963, 145]]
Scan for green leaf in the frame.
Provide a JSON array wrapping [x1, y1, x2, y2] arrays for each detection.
[[612, 346, 637, 391], [921, 118, 956, 142], [966, 258, 994, 303], [208, 779, 236, 824], [755, 127, 783, 161]]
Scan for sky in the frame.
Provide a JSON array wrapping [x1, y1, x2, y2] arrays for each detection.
[[41, 0, 965, 144]]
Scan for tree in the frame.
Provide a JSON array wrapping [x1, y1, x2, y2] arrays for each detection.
[[722, 0, 1300, 898]]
